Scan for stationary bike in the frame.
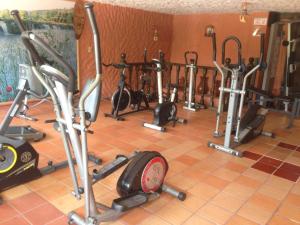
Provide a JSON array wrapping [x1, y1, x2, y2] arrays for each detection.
[[16, 3, 186, 224], [207, 31, 274, 157], [104, 53, 150, 121], [143, 59, 187, 132]]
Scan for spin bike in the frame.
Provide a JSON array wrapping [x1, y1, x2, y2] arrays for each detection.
[[143, 59, 187, 132], [16, 3, 186, 225], [207, 31, 274, 157], [104, 53, 151, 121]]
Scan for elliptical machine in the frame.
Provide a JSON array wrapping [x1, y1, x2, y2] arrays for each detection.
[[0, 9, 101, 199], [207, 31, 274, 157], [143, 59, 187, 132], [183, 51, 203, 111], [17, 3, 186, 225], [103, 53, 150, 121]]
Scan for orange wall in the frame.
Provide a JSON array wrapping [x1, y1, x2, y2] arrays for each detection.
[[168, 12, 270, 95], [78, 4, 270, 97], [170, 12, 269, 66], [78, 3, 173, 97]]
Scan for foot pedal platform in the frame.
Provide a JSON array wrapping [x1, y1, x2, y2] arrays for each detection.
[[112, 193, 149, 212], [5, 126, 45, 142], [93, 156, 128, 181]]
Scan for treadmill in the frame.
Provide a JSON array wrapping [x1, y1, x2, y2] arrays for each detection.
[[0, 64, 46, 142]]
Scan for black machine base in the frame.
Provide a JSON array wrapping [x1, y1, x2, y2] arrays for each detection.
[[0, 135, 74, 192], [143, 102, 187, 132], [0, 135, 41, 192]]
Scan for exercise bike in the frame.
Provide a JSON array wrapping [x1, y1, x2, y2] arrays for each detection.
[[16, 3, 186, 224], [207, 31, 274, 157], [104, 53, 151, 121], [143, 59, 187, 132]]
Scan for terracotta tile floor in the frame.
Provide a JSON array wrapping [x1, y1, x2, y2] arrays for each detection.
[[0, 100, 300, 225]]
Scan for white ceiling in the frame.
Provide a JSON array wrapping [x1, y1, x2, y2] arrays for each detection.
[[95, 0, 300, 14], [1, 0, 74, 10]]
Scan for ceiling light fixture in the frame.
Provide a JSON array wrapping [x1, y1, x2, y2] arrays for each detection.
[[240, 1, 249, 23]]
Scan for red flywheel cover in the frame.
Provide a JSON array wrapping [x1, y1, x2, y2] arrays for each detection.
[[141, 156, 167, 193]]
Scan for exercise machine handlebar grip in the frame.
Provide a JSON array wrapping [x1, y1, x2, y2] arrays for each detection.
[[159, 50, 165, 62], [184, 51, 198, 65], [221, 36, 242, 67], [152, 59, 161, 65], [151, 59, 163, 72], [20, 31, 76, 94], [143, 48, 147, 64], [11, 10, 44, 66], [211, 33, 217, 61], [259, 33, 265, 66], [85, 2, 102, 75], [10, 10, 26, 32]]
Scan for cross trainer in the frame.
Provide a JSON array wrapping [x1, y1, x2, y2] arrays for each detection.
[[207, 30, 274, 157], [16, 3, 186, 225]]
